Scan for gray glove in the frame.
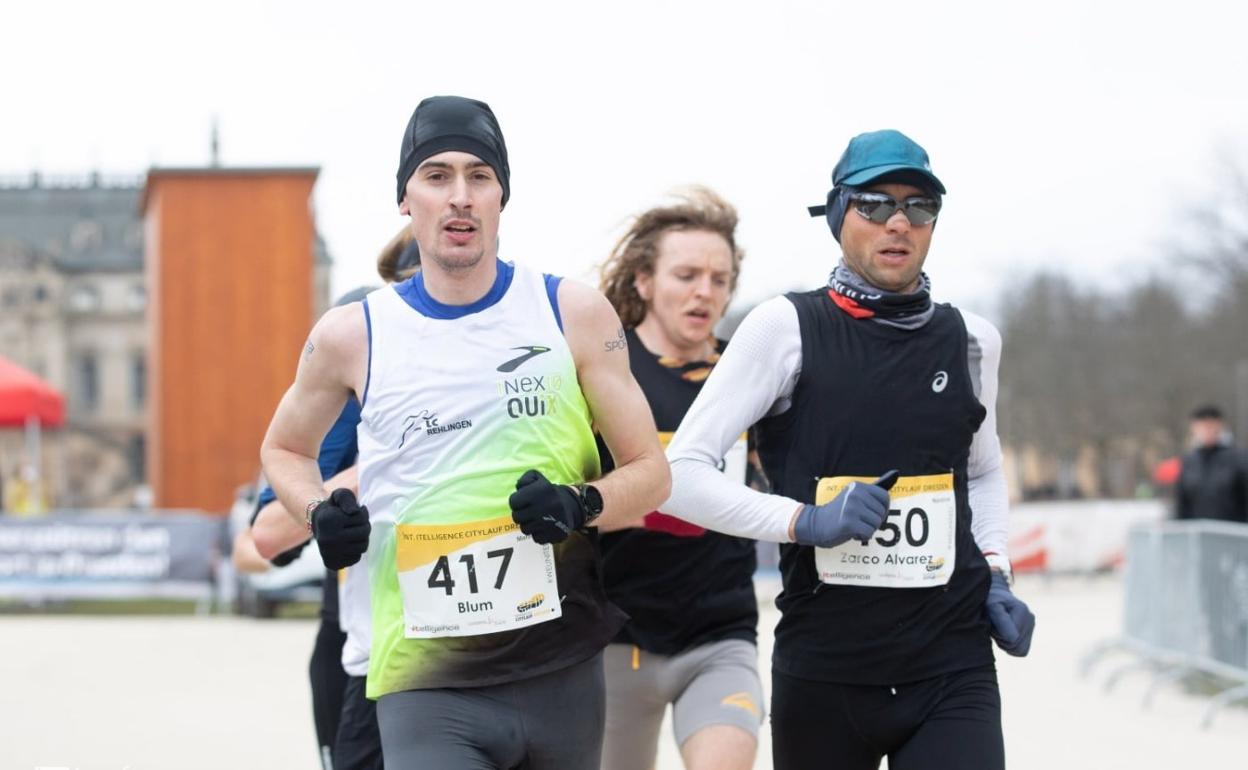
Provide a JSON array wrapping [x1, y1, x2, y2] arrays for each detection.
[[793, 471, 897, 548], [986, 571, 1035, 656]]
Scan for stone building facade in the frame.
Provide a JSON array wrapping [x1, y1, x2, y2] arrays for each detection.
[[0, 172, 330, 509]]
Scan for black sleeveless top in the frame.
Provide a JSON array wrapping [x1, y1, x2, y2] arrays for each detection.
[[755, 289, 993, 685], [598, 329, 759, 655]]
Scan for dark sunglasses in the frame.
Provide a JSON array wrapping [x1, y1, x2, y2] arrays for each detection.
[[849, 192, 941, 226]]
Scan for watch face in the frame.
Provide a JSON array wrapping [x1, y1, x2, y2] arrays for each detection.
[[582, 484, 604, 516]]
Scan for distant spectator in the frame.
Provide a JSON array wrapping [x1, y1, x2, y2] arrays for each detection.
[[1175, 404, 1248, 523], [5, 463, 47, 517]]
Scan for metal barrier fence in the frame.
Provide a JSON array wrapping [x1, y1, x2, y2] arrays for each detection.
[[1081, 519, 1248, 727]]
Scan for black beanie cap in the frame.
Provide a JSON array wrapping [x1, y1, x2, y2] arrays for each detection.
[[395, 95, 510, 207]]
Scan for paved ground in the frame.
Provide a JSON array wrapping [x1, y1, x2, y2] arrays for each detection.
[[2, 573, 1245, 769]]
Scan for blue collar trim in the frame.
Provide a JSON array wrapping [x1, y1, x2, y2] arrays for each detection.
[[396, 258, 514, 319]]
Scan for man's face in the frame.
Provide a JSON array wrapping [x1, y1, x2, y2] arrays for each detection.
[[1191, 417, 1224, 448], [399, 151, 502, 273], [838, 182, 934, 293], [633, 229, 735, 356]]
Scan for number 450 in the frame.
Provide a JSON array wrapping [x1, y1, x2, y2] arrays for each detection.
[[870, 508, 929, 548], [427, 548, 514, 596]]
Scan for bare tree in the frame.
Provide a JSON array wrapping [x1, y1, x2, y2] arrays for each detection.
[[998, 153, 1248, 499]]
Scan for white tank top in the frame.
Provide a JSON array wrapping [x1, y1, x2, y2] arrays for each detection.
[[351, 260, 606, 696]]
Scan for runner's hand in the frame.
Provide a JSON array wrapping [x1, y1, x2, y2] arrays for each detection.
[[793, 480, 890, 548], [509, 469, 585, 544], [310, 489, 371, 569], [986, 571, 1035, 656]]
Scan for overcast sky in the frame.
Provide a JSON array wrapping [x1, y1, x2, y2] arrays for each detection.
[[5, 0, 1247, 321]]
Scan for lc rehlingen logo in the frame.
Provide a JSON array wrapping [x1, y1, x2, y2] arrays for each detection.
[[398, 409, 472, 448]]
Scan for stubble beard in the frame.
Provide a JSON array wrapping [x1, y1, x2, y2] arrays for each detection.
[[427, 245, 486, 274], [856, 252, 926, 294]]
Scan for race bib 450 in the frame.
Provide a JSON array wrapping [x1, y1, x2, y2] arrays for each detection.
[[395, 516, 561, 638], [812, 473, 956, 588]]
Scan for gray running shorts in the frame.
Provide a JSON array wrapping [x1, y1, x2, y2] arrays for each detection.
[[376, 652, 605, 770], [602, 639, 764, 770]]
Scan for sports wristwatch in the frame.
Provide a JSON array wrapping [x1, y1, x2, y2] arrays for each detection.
[[983, 551, 1014, 587], [576, 483, 605, 526]]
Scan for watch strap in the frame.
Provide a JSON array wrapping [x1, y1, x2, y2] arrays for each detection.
[[305, 498, 326, 532], [983, 551, 1014, 586]]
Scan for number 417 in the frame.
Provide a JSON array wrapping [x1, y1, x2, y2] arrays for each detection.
[[427, 548, 514, 596]]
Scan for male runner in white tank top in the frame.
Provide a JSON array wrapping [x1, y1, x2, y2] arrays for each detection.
[[260, 95, 670, 770]]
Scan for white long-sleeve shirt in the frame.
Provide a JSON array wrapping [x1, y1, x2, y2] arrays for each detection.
[[664, 295, 1011, 568]]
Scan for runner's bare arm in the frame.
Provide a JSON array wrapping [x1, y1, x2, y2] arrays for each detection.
[[559, 280, 670, 530], [252, 465, 360, 559], [260, 304, 368, 530], [232, 529, 273, 574]]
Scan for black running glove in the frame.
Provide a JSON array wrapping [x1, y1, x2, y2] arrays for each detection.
[[509, 469, 585, 545], [310, 488, 371, 570]]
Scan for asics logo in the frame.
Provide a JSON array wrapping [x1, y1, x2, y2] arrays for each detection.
[[497, 345, 551, 373], [931, 371, 948, 393]]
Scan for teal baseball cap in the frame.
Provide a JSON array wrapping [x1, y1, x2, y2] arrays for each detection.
[[807, 129, 945, 235], [832, 129, 945, 193]]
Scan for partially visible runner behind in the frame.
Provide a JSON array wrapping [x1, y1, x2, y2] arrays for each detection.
[[233, 290, 365, 770], [596, 188, 763, 770], [260, 95, 670, 769], [235, 227, 421, 770]]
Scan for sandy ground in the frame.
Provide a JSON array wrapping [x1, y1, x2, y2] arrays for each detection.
[[2, 574, 1245, 769]]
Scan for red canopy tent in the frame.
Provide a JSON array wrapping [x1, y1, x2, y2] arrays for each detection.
[[0, 355, 65, 427], [0, 356, 64, 514]]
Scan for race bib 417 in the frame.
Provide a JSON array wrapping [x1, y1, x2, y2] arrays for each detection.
[[395, 516, 561, 638]]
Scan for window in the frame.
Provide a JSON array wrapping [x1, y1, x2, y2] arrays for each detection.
[[70, 220, 103, 251], [124, 223, 143, 251], [76, 352, 99, 412], [126, 283, 147, 313], [129, 434, 146, 484], [131, 353, 146, 410], [67, 284, 100, 313]]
